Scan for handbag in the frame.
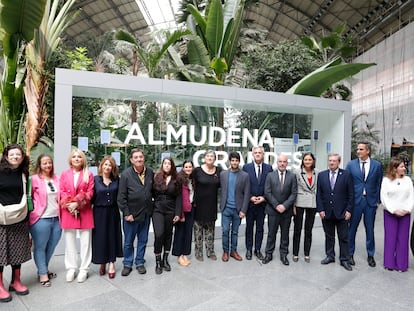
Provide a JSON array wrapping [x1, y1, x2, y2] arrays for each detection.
[[0, 174, 29, 225], [27, 177, 34, 212]]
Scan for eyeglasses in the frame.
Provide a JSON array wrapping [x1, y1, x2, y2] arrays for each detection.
[[48, 182, 55, 192]]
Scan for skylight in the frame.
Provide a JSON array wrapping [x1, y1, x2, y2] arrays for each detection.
[[136, 0, 180, 31]]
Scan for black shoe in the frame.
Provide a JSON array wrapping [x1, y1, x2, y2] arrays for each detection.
[[155, 255, 163, 275], [121, 266, 132, 276], [163, 253, 171, 271], [136, 265, 146, 274], [320, 257, 335, 265], [280, 256, 289, 266], [262, 255, 272, 264], [349, 256, 355, 266], [254, 250, 264, 260], [367, 256, 376, 267], [246, 250, 252, 260], [341, 261, 353, 271]]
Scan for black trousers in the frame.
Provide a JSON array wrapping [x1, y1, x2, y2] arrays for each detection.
[[153, 211, 175, 254], [172, 209, 194, 256], [322, 217, 350, 262], [245, 203, 266, 252], [265, 212, 291, 257], [292, 207, 316, 256]]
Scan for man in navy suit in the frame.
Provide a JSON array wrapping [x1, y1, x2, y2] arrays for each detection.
[[220, 152, 250, 262], [242, 146, 273, 260], [263, 154, 297, 266], [346, 142, 382, 267], [317, 153, 354, 271]]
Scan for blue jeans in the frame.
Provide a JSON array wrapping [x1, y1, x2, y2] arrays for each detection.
[[221, 207, 241, 253], [122, 214, 150, 267], [29, 217, 62, 276]]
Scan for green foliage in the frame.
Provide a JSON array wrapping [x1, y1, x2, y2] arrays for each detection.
[[286, 58, 376, 97], [294, 24, 375, 98], [184, 0, 245, 84], [244, 40, 322, 92], [0, 0, 46, 42], [115, 28, 191, 78], [65, 47, 94, 70], [300, 23, 356, 62], [0, 0, 47, 150]]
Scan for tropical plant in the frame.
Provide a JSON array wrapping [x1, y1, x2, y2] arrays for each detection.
[[288, 24, 376, 98], [184, 0, 245, 85], [0, 0, 46, 151], [114, 28, 191, 79], [286, 57, 375, 97], [24, 0, 78, 153]]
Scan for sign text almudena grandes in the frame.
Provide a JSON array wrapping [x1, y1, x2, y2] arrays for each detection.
[[124, 122, 303, 170]]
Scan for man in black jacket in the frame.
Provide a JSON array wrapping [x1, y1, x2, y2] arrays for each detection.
[[117, 149, 154, 276]]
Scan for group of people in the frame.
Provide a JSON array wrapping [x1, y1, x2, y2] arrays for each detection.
[[0, 142, 413, 304], [0, 146, 123, 303]]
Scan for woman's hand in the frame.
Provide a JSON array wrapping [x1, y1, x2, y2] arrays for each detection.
[[173, 216, 180, 224], [66, 202, 79, 217]]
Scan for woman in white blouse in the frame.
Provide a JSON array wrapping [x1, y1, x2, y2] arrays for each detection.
[[380, 157, 414, 272]]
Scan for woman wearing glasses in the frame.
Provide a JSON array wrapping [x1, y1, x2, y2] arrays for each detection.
[[29, 154, 62, 287]]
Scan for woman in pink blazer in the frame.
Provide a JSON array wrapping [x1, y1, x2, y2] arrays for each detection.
[[59, 149, 94, 283], [29, 154, 61, 287]]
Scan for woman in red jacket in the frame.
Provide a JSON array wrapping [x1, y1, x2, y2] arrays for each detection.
[[59, 149, 94, 283]]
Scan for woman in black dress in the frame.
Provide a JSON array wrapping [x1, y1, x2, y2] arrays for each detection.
[[92, 156, 123, 279], [192, 150, 220, 261], [152, 157, 181, 274], [0, 144, 31, 303]]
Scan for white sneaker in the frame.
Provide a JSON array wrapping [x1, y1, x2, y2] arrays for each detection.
[[66, 269, 76, 282], [77, 271, 88, 283]]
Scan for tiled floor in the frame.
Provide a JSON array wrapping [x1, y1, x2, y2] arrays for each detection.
[[2, 212, 414, 310]]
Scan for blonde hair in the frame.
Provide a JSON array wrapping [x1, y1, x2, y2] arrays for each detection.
[[68, 149, 89, 183]]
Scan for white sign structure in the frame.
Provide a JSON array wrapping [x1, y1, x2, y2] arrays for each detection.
[[54, 69, 352, 174]]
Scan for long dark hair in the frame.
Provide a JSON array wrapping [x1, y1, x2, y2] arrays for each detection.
[[0, 144, 30, 177], [153, 157, 178, 191], [177, 160, 194, 187]]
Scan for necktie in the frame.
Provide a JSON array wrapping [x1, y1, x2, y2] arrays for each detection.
[[330, 171, 336, 190], [361, 161, 366, 181], [257, 165, 261, 181], [280, 172, 284, 191]]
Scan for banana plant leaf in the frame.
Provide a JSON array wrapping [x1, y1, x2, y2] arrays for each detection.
[[287, 61, 376, 96], [0, 0, 46, 41], [205, 0, 223, 57]]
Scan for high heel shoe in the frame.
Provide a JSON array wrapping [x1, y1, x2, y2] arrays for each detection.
[[108, 271, 115, 279], [99, 264, 106, 276]]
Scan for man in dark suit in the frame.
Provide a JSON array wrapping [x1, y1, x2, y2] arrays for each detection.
[[263, 154, 297, 265], [317, 153, 354, 271], [242, 146, 273, 260], [346, 142, 382, 267], [220, 152, 250, 262]]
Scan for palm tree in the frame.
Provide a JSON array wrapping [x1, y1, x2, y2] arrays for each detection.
[[115, 28, 190, 125], [24, 0, 78, 153]]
